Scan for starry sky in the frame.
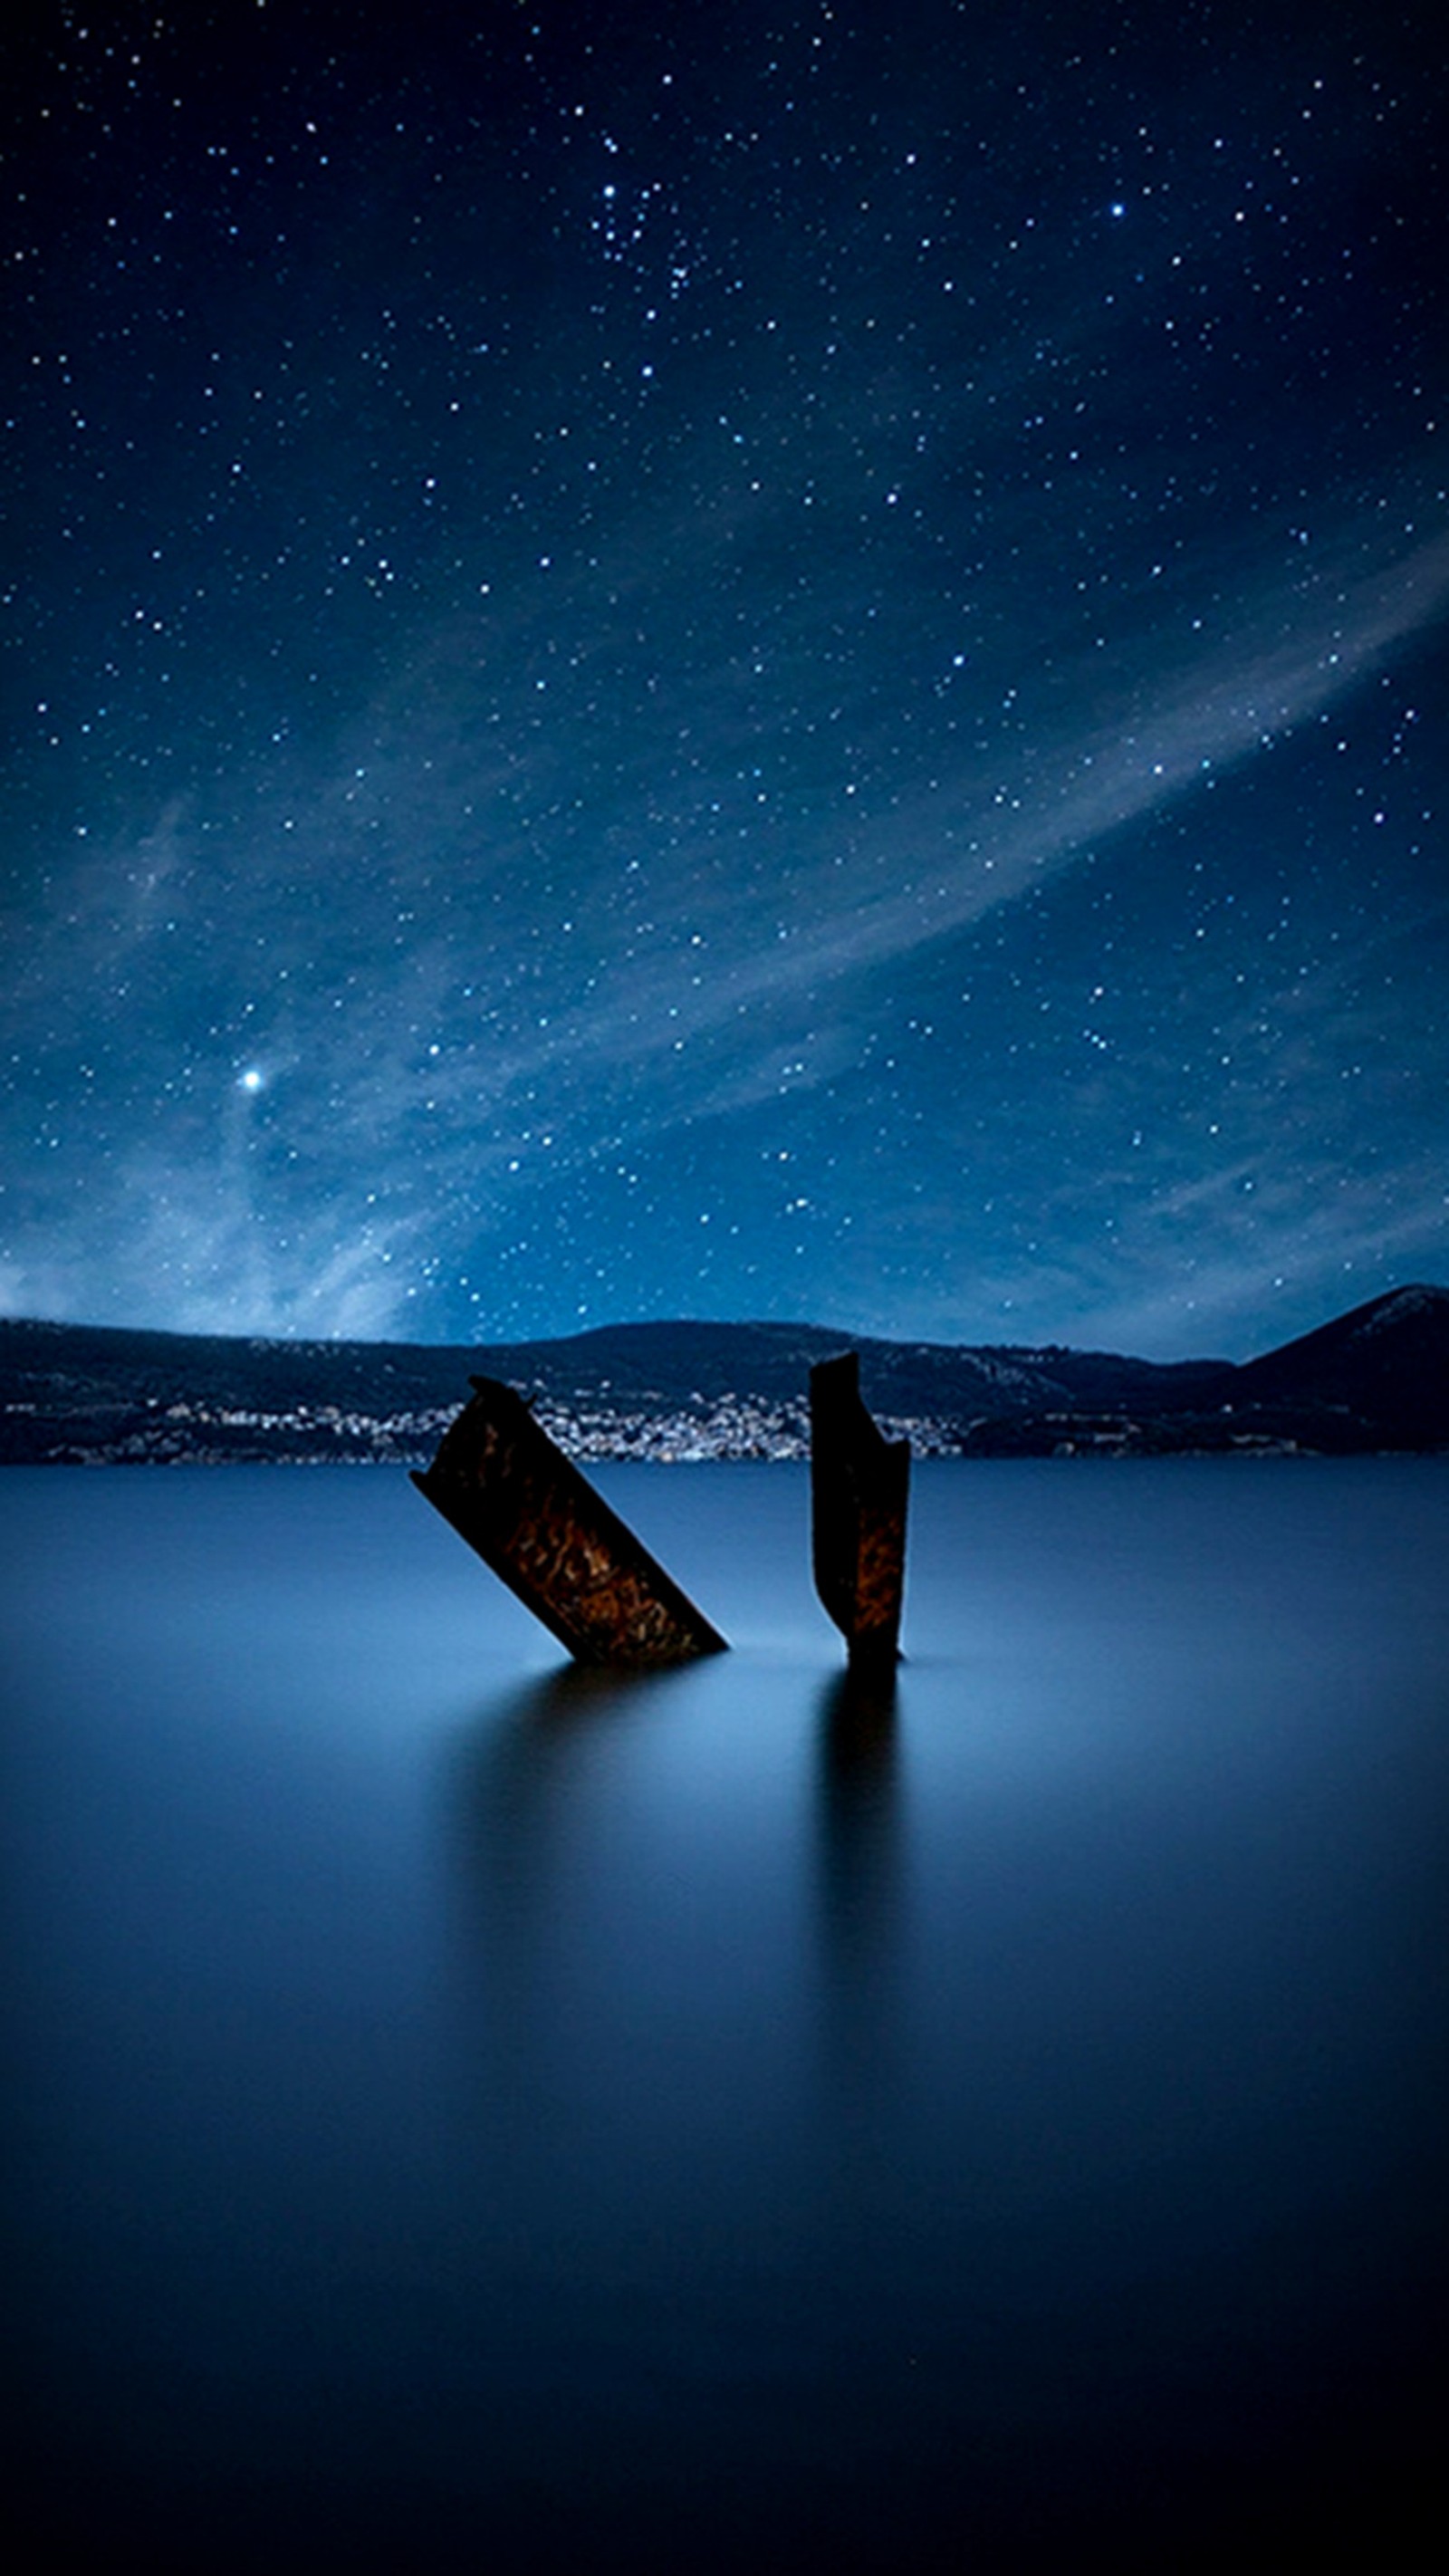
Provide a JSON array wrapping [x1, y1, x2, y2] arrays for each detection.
[[4, 0, 1446, 1359]]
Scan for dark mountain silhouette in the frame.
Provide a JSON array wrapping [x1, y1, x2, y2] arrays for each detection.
[[0, 1285, 1444, 1462], [1226, 1283, 1449, 1446]]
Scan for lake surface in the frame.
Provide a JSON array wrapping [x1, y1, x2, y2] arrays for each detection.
[[5, 1461, 1447, 2569]]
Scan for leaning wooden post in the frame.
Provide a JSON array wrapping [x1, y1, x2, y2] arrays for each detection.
[[412, 1376, 728, 1667], [809, 1352, 909, 1670]]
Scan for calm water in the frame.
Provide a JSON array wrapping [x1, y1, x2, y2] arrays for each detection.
[[5, 1462, 1447, 2569]]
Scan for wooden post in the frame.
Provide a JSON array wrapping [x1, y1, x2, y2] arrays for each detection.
[[809, 1352, 909, 1669], [413, 1376, 728, 1666]]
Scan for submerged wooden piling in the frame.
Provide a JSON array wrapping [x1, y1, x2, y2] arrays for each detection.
[[412, 1376, 728, 1667]]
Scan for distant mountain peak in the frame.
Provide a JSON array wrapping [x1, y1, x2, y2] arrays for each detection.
[[1352, 1283, 1449, 1337]]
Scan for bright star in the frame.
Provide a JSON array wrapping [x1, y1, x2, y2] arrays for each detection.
[[238, 1067, 264, 1093]]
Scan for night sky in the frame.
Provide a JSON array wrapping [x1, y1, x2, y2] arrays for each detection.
[[4, 0, 1445, 1359]]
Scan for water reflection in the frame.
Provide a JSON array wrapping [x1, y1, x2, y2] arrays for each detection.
[[442, 1658, 695, 2087], [441, 1648, 910, 2171], [446, 1657, 695, 1861], [816, 1664, 899, 1966], [814, 1665, 905, 2167]]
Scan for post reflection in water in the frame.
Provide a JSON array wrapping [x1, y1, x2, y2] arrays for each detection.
[[442, 1648, 906, 2132], [811, 1662, 910, 2225], [815, 1667, 901, 2000], [441, 1658, 693, 2103]]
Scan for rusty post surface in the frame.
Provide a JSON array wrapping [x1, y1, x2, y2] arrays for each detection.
[[411, 1376, 728, 1666], [809, 1351, 909, 1668]]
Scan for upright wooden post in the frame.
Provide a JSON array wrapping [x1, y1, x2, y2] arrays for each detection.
[[809, 1352, 909, 1669]]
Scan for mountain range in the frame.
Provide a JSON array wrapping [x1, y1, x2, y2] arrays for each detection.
[[1, 1285, 1445, 1464]]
